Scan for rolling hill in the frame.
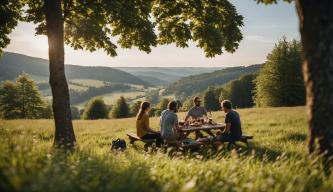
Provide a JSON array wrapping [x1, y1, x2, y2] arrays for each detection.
[[116, 67, 221, 85], [163, 64, 262, 98], [0, 52, 150, 86]]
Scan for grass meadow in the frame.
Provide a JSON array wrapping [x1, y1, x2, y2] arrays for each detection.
[[1, 107, 333, 192]]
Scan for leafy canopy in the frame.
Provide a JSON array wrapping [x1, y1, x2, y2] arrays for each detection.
[[83, 97, 109, 120], [203, 86, 220, 111], [0, 73, 48, 119], [220, 74, 256, 108], [1, 0, 243, 57], [254, 37, 305, 107]]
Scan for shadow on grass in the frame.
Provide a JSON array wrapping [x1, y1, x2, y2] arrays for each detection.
[[1, 148, 162, 192], [246, 143, 303, 162], [279, 133, 307, 142], [144, 140, 304, 163]]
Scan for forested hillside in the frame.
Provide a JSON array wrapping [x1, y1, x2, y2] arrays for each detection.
[[117, 67, 221, 85], [164, 64, 262, 98]]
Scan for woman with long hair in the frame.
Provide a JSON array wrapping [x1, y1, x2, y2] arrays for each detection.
[[136, 101, 163, 147]]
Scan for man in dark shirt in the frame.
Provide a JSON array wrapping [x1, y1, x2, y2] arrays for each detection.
[[215, 100, 242, 143]]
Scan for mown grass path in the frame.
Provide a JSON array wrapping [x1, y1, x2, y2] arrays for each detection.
[[1, 107, 332, 191]]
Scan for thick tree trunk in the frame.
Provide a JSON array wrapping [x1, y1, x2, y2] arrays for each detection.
[[44, 0, 76, 148], [296, 1, 333, 159]]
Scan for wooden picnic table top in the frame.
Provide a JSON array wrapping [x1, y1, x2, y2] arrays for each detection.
[[180, 123, 225, 132]]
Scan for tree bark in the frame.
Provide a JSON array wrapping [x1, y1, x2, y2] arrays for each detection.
[[44, 0, 76, 148], [296, 0, 333, 159]]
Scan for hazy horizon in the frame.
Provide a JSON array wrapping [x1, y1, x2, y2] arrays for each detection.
[[4, 0, 299, 68]]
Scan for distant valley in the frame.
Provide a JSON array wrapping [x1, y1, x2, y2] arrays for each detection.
[[0, 52, 262, 107]]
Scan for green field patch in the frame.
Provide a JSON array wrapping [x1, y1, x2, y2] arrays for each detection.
[[71, 79, 105, 88], [102, 91, 146, 105], [69, 83, 89, 91]]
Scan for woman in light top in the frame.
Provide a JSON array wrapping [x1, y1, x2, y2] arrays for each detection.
[[136, 101, 163, 147]]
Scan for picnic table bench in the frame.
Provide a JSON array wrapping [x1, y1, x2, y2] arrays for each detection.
[[127, 132, 253, 150], [127, 133, 155, 151], [227, 135, 253, 148], [127, 133, 202, 150]]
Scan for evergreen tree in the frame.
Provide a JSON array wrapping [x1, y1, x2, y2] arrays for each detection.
[[254, 38, 305, 107], [203, 87, 220, 111], [83, 97, 108, 120], [130, 101, 142, 117], [110, 96, 130, 119]]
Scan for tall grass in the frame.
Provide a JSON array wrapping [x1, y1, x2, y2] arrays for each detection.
[[1, 107, 332, 191]]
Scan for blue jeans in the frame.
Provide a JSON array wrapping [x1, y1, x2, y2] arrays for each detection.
[[141, 133, 164, 147]]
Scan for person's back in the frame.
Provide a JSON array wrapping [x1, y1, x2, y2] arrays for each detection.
[[225, 110, 242, 139], [160, 109, 178, 140], [136, 113, 149, 137]]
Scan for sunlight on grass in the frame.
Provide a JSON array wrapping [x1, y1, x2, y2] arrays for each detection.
[[1, 107, 333, 191]]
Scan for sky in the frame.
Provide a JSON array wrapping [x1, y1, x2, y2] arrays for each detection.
[[4, 0, 299, 68]]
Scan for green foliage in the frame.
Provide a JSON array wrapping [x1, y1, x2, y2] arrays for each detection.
[[180, 96, 193, 112], [0, 0, 22, 55], [83, 97, 109, 120], [1, 1, 243, 58], [203, 87, 220, 111], [2, 107, 333, 191], [0, 81, 19, 119], [40, 101, 53, 119], [155, 98, 170, 116], [130, 101, 142, 117], [220, 74, 256, 108], [254, 38, 305, 107], [110, 96, 130, 119], [165, 65, 261, 98], [0, 73, 47, 119]]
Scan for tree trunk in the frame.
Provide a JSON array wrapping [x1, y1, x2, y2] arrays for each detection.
[[44, 0, 76, 148], [296, 1, 333, 159]]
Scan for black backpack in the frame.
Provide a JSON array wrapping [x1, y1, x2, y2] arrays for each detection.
[[111, 138, 126, 151]]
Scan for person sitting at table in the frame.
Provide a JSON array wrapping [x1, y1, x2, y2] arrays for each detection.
[[136, 101, 163, 147], [160, 100, 184, 142], [214, 100, 242, 145], [184, 96, 213, 139]]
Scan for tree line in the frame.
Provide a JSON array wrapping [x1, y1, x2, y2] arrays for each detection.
[[180, 37, 305, 111]]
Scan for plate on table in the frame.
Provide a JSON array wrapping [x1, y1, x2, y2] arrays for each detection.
[[189, 122, 202, 127]]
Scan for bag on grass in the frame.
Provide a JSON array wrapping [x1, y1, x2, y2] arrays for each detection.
[[111, 138, 126, 151]]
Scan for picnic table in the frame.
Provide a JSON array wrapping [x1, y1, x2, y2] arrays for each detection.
[[179, 123, 253, 148], [180, 123, 225, 132]]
